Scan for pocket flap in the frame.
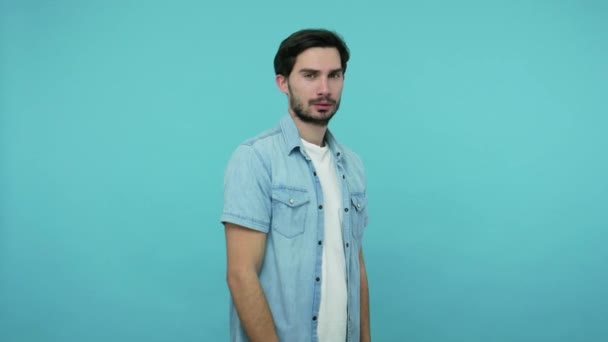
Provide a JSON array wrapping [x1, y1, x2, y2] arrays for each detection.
[[272, 188, 310, 208], [350, 193, 367, 212]]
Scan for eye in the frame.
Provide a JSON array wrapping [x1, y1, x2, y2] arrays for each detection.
[[330, 72, 343, 79], [303, 73, 316, 79]]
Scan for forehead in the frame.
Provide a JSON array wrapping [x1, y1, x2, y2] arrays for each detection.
[[292, 47, 341, 71]]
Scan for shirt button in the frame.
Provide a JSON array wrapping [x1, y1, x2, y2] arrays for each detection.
[[289, 198, 294, 204], [344, 208, 349, 213], [346, 243, 350, 248], [318, 205, 323, 210], [336, 152, 341, 157], [357, 203, 361, 209], [314, 171, 317, 176], [313, 316, 317, 321], [318, 240, 322, 245], [316, 277, 320, 282], [342, 175, 345, 179]]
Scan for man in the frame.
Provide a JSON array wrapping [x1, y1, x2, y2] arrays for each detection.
[[221, 29, 370, 342]]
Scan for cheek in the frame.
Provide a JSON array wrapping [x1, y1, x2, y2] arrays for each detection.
[[330, 79, 344, 91], [331, 85, 344, 98]]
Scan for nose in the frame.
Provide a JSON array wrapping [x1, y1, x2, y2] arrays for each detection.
[[317, 77, 330, 96]]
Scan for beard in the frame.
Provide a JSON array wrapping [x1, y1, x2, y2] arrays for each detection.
[[288, 87, 340, 126]]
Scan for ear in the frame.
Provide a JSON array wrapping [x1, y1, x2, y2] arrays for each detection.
[[275, 74, 289, 94]]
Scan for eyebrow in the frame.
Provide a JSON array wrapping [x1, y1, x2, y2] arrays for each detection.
[[298, 68, 343, 74]]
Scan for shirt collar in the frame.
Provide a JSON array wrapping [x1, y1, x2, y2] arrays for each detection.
[[280, 114, 343, 162]]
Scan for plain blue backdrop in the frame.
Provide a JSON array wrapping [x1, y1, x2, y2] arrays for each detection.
[[1, 1, 607, 341]]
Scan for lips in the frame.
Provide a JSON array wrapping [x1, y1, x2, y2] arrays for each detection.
[[311, 97, 336, 112], [313, 104, 332, 111], [313, 101, 333, 107]]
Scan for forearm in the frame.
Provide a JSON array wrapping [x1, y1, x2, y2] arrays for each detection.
[[360, 259, 371, 341], [228, 271, 278, 342]]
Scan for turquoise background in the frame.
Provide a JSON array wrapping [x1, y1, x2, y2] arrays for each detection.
[[1, 1, 607, 341]]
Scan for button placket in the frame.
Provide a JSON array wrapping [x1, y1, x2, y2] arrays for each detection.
[[304, 152, 324, 334]]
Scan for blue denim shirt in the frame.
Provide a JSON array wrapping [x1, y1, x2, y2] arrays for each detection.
[[221, 114, 369, 342]]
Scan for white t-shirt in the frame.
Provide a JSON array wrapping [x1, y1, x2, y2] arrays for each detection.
[[301, 139, 347, 342]]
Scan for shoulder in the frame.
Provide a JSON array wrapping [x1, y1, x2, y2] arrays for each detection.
[[225, 124, 283, 173], [337, 142, 366, 170], [240, 124, 282, 149]]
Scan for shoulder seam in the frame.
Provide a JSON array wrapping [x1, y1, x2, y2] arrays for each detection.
[[242, 127, 282, 147]]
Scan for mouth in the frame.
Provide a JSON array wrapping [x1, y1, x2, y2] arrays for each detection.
[[312, 102, 334, 111]]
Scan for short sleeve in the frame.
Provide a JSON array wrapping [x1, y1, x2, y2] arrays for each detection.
[[220, 144, 271, 233]]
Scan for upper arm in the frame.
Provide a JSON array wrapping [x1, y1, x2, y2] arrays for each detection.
[[225, 223, 267, 276], [221, 144, 272, 281], [221, 144, 272, 233]]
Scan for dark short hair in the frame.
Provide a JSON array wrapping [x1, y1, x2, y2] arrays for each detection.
[[273, 29, 350, 77]]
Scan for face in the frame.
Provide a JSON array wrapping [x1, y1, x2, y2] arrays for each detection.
[[277, 47, 344, 126]]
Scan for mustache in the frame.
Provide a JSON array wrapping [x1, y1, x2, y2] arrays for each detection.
[[309, 97, 336, 105]]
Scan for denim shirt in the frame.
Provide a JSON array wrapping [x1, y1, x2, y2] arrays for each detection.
[[221, 114, 369, 342]]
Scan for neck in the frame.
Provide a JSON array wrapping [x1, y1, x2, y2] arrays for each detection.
[[289, 111, 328, 147]]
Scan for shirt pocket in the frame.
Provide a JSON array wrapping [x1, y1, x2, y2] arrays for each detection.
[[271, 187, 310, 238], [350, 192, 368, 239]]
